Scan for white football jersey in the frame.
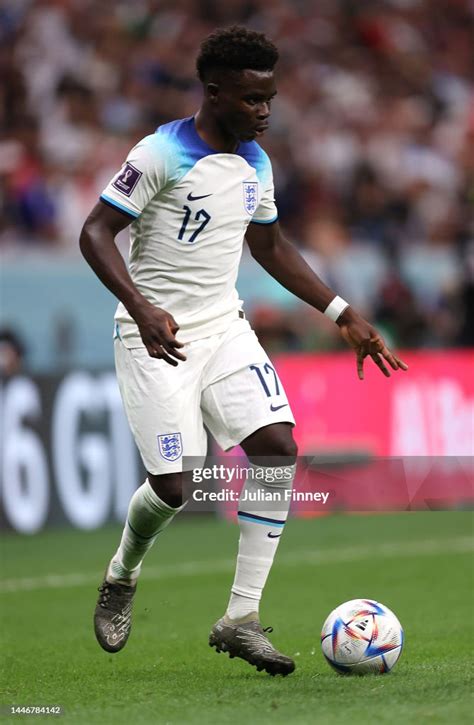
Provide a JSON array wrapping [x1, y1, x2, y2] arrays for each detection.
[[101, 117, 278, 345]]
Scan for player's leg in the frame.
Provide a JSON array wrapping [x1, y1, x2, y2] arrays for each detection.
[[94, 339, 205, 653], [208, 423, 297, 676], [94, 471, 186, 653], [108, 471, 185, 583], [226, 422, 297, 621], [202, 337, 297, 674], [209, 423, 296, 675]]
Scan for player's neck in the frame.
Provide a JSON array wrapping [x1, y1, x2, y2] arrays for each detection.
[[194, 109, 239, 154]]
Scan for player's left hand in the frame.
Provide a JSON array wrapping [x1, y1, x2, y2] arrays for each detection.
[[337, 310, 408, 380]]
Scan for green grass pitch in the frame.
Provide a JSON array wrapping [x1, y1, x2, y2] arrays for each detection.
[[1, 511, 473, 724]]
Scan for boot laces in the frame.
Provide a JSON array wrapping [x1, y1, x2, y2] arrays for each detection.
[[98, 583, 110, 608]]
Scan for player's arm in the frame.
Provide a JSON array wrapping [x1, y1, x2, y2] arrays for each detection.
[[245, 221, 407, 379], [79, 202, 185, 365]]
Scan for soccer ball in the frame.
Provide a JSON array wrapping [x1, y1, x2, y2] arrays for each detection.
[[321, 598, 404, 675]]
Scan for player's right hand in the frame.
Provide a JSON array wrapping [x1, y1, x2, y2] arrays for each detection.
[[133, 303, 186, 366]]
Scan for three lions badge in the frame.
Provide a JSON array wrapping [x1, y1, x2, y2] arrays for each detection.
[[243, 182, 258, 215], [157, 433, 183, 461]]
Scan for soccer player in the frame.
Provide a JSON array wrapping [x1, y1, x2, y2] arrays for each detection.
[[80, 26, 407, 677]]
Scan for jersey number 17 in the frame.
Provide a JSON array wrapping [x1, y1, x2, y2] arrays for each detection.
[[178, 205, 211, 244]]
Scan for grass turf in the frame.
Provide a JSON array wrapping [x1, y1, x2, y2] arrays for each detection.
[[0, 511, 473, 724]]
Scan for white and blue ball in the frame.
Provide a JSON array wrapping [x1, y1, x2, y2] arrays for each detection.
[[321, 598, 404, 675]]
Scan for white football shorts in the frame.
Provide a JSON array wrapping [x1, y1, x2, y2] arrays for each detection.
[[114, 317, 295, 474]]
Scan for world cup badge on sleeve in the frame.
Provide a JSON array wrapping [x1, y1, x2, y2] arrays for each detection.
[[113, 162, 142, 197], [157, 433, 183, 461], [243, 182, 258, 215]]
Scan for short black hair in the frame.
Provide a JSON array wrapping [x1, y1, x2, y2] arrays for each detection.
[[196, 25, 279, 81]]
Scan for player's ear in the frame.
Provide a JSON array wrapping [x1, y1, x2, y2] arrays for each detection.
[[207, 82, 219, 103]]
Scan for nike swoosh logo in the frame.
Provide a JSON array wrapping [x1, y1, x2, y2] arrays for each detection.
[[267, 532, 281, 538], [270, 403, 288, 412], [187, 192, 212, 201]]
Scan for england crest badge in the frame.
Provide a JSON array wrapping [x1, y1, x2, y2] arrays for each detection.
[[243, 182, 258, 215], [157, 433, 183, 461]]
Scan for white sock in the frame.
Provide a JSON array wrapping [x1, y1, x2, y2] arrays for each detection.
[[226, 463, 296, 621], [108, 479, 186, 583]]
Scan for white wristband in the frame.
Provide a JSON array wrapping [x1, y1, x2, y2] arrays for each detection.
[[324, 295, 349, 322]]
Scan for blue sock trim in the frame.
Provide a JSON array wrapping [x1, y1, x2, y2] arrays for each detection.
[[237, 511, 285, 527]]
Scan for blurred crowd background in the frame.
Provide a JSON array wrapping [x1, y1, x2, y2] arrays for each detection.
[[1, 0, 473, 373]]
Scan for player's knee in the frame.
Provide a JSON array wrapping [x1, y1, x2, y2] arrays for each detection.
[[261, 431, 297, 460], [243, 425, 298, 465], [147, 472, 183, 508]]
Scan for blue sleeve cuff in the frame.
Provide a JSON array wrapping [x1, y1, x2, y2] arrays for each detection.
[[100, 194, 140, 219], [250, 215, 278, 225]]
